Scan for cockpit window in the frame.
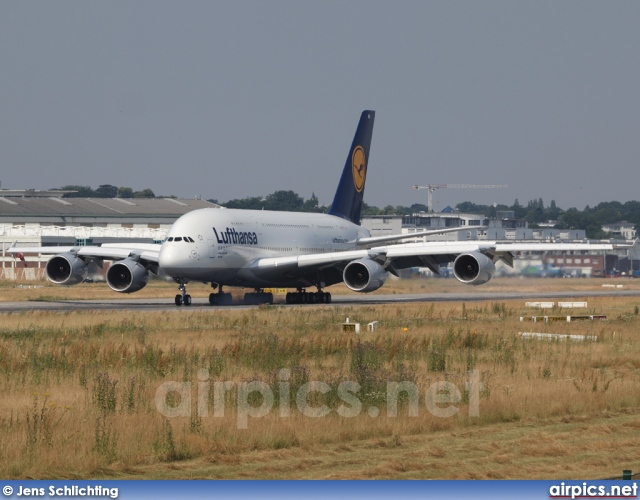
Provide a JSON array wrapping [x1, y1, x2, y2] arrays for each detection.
[[166, 236, 195, 243]]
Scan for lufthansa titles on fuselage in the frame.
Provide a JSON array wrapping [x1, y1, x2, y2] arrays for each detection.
[[213, 227, 258, 246]]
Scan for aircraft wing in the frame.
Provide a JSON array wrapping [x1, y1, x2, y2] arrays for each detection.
[[249, 240, 627, 279], [7, 243, 161, 263], [392, 240, 633, 268], [250, 241, 493, 278], [354, 227, 484, 248]]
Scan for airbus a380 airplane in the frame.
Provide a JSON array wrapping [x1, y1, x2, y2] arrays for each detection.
[[9, 111, 630, 306]]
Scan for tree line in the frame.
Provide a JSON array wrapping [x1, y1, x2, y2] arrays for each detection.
[[455, 199, 640, 239], [50, 184, 639, 239], [217, 192, 640, 239], [54, 184, 156, 199]]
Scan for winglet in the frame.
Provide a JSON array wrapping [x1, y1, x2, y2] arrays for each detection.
[[628, 238, 640, 259], [328, 110, 375, 225]]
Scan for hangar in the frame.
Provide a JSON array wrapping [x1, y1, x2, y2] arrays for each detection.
[[1, 189, 219, 277]]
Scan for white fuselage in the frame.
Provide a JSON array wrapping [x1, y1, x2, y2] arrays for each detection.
[[158, 208, 369, 288]]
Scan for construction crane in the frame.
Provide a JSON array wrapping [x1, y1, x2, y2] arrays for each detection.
[[412, 184, 508, 212]]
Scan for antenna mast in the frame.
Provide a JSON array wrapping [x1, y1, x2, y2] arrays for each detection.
[[412, 184, 508, 212]]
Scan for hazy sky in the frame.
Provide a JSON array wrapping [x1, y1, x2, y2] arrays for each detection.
[[2, 1, 639, 211]]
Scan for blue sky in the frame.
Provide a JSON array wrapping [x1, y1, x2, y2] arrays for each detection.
[[1, 1, 639, 210]]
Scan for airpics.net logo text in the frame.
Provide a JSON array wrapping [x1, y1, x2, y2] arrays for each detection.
[[155, 369, 483, 429]]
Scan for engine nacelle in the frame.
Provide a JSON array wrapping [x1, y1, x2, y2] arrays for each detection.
[[106, 258, 149, 293], [453, 251, 495, 286], [343, 258, 388, 293], [46, 253, 88, 285]]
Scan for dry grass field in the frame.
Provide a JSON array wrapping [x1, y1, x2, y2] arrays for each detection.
[[0, 276, 639, 479]]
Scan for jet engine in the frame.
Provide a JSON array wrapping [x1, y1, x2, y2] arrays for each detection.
[[45, 253, 88, 285], [343, 258, 388, 293], [106, 258, 149, 293], [453, 251, 495, 286]]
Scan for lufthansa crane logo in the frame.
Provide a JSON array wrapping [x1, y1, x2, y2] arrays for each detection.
[[351, 145, 366, 192]]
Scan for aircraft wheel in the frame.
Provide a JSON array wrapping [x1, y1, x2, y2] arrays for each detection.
[[324, 292, 332, 304], [175, 295, 183, 306], [184, 294, 192, 306]]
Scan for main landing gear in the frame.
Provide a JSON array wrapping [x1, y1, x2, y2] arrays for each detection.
[[175, 280, 192, 306], [209, 284, 233, 306], [285, 289, 331, 304], [243, 290, 274, 305], [209, 286, 273, 306]]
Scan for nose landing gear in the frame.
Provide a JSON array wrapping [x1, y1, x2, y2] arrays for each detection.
[[174, 280, 192, 306]]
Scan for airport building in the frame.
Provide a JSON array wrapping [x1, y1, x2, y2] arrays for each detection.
[[1, 189, 219, 275], [602, 221, 636, 240], [360, 212, 586, 242]]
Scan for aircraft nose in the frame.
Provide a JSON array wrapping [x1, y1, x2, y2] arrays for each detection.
[[159, 243, 182, 274]]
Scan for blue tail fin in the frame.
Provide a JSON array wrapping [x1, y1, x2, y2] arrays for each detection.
[[328, 110, 375, 225]]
